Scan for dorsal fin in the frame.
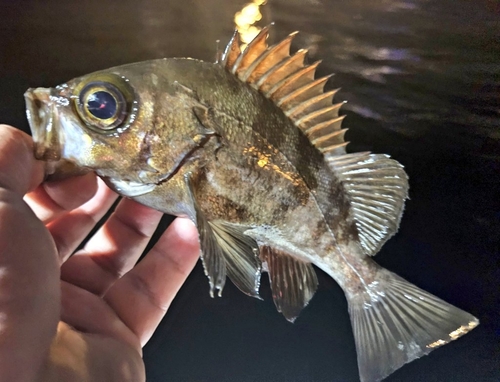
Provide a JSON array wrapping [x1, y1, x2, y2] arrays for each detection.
[[327, 153, 409, 255], [221, 26, 348, 157], [221, 26, 410, 256]]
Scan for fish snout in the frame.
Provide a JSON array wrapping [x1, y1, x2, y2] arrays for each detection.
[[24, 87, 62, 161]]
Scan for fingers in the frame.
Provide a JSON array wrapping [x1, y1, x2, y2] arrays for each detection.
[[60, 281, 140, 353], [0, 188, 60, 381], [48, 178, 118, 262], [25, 173, 98, 224], [0, 125, 45, 195], [103, 217, 200, 345], [60, 198, 163, 295]]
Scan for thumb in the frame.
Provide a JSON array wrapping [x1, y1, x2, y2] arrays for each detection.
[[0, 125, 60, 381], [0, 125, 45, 195]]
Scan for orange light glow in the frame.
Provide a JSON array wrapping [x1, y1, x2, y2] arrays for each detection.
[[234, 0, 267, 50]]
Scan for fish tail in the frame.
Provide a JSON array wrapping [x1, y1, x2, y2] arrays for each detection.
[[345, 267, 478, 382]]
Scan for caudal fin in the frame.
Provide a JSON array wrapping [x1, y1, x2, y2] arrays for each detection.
[[346, 268, 478, 382]]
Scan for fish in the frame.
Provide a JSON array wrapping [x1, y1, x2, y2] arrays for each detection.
[[24, 26, 478, 382]]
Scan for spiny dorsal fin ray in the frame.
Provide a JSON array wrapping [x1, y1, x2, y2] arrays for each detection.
[[268, 61, 321, 102], [259, 49, 309, 94], [221, 30, 241, 70], [306, 116, 345, 138], [277, 75, 333, 109], [327, 153, 409, 256], [286, 88, 339, 119], [233, 24, 272, 75], [296, 102, 344, 131], [221, 25, 347, 155], [241, 31, 298, 84]]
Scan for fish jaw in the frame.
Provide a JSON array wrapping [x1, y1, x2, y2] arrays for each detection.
[[24, 88, 61, 161], [24, 86, 92, 179]]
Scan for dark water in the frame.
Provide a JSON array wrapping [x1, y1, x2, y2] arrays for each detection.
[[1, 0, 499, 381]]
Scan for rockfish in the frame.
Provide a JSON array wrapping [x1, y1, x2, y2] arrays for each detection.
[[24, 26, 478, 382]]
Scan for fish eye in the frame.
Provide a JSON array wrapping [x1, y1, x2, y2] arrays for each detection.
[[86, 91, 118, 120], [75, 81, 129, 131]]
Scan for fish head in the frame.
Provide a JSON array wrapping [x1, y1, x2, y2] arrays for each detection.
[[25, 60, 211, 193]]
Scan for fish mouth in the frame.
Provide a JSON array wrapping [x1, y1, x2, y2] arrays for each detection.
[[24, 88, 62, 162]]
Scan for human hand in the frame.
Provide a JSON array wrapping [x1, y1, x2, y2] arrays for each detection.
[[0, 125, 200, 382]]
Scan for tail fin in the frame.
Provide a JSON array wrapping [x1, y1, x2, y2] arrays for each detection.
[[346, 268, 478, 382]]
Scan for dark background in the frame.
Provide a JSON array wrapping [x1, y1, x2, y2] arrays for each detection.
[[1, 0, 499, 381]]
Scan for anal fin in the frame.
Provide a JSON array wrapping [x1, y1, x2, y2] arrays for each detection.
[[261, 246, 318, 322]]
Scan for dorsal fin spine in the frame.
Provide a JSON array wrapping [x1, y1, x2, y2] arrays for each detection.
[[232, 25, 271, 74], [269, 62, 321, 102], [239, 48, 275, 82], [221, 26, 349, 155], [263, 49, 309, 94], [310, 128, 347, 146], [305, 115, 345, 136], [285, 88, 339, 118], [222, 30, 241, 69], [276, 75, 333, 108], [320, 141, 349, 155], [241, 32, 298, 83], [296, 102, 344, 127], [258, 49, 308, 92]]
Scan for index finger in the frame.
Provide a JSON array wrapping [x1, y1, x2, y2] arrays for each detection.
[[0, 125, 45, 195]]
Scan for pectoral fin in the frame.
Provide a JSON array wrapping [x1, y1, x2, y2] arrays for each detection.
[[210, 221, 262, 298], [261, 246, 318, 322], [187, 175, 261, 298], [186, 174, 225, 297]]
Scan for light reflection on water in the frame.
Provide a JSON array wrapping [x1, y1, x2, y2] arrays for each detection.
[[218, 0, 499, 156]]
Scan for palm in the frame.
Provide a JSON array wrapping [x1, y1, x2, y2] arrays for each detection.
[[35, 178, 199, 381], [0, 125, 199, 382]]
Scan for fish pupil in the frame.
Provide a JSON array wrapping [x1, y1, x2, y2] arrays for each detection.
[[86, 91, 117, 119]]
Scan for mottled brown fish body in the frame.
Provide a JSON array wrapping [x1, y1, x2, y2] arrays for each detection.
[[128, 59, 363, 295], [25, 27, 478, 382]]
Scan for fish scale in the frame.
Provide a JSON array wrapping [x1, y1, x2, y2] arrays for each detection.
[[24, 26, 478, 382]]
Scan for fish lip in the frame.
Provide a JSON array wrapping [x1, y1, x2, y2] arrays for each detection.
[[24, 87, 62, 162]]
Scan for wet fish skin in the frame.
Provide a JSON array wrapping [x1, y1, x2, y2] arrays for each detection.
[[25, 28, 478, 382]]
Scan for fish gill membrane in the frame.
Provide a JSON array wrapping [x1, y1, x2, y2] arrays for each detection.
[[24, 26, 478, 382]]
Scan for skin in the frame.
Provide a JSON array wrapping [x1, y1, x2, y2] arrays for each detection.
[[0, 124, 200, 382]]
